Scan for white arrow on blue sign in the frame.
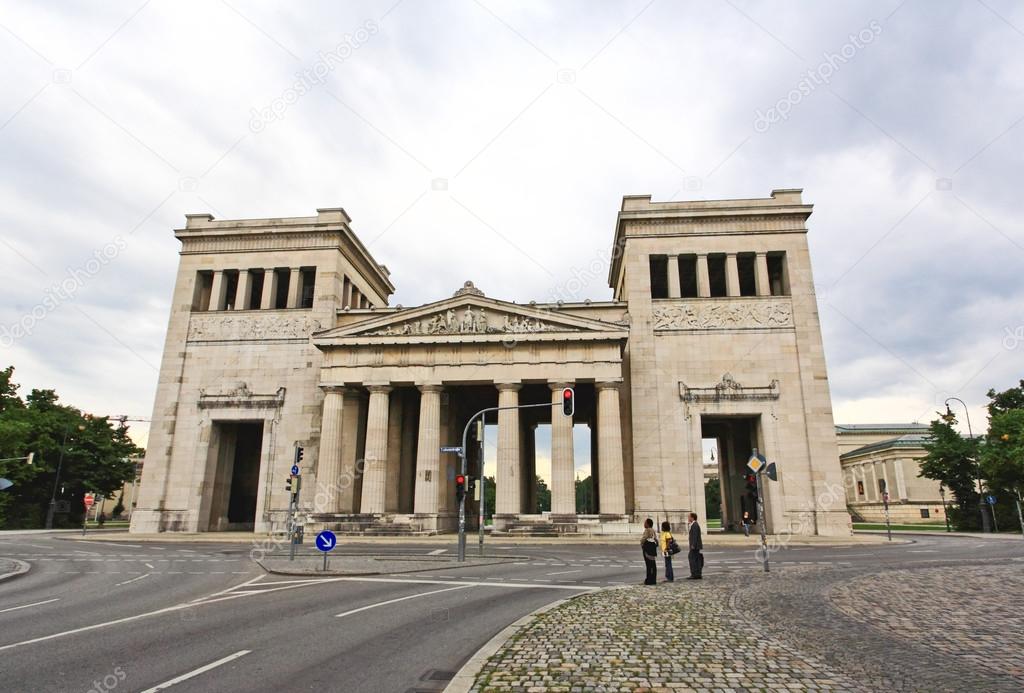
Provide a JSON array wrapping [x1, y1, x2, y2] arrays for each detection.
[[291, 465, 300, 476], [315, 529, 337, 552]]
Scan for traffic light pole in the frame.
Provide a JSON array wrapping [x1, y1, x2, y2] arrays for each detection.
[[458, 400, 568, 562], [755, 471, 769, 573]]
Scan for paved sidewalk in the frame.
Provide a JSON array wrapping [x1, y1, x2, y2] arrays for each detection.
[[468, 570, 860, 692]]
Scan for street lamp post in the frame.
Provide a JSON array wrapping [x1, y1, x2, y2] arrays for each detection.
[[939, 484, 951, 532], [943, 397, 990, 533], [45, 423, 84, 530]]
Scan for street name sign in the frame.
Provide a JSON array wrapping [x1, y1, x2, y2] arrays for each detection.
[[440, 446, 463, 454]]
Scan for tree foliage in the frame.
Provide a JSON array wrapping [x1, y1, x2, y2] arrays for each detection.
[[980, 381, 1024, 530], [0, 366, 143, 529], [918, 418, 982, 530]]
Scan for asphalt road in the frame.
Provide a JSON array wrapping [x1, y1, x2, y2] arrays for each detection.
[[1, 532, 1022, 692]]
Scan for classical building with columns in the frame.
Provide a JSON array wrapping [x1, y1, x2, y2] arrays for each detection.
[[131, 189, 851, 536]]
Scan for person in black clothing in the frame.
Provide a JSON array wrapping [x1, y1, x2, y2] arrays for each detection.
[[686, 512, 703, 579], [640, 517, 658, 585]]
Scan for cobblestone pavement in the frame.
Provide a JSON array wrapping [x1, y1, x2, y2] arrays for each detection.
[[470, 569, 863, 692], [469, 558, 1024, 692], [828, 564, 1024, 686]]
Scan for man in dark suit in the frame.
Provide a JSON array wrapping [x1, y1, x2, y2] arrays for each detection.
[[687, 512, 703, 579]]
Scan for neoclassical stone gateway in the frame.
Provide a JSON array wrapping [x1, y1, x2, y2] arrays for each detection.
[[131, 189, 851, 536]]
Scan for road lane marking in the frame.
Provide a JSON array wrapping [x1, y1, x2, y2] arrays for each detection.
[[145, 563, 155, 569], [116, 574, 152, 587], [335, 584, 473, 618], [427, 549, 447, 555], [335, 576, 596, 591], [75, 540, 143, 548], [0, 598, 60, 614], [139, 650, 251, 692], [546, 570, 582, 576]]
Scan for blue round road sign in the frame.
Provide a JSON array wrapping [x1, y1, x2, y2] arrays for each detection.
[[291, 464, 300, 476], [315, 529, 337, 552]]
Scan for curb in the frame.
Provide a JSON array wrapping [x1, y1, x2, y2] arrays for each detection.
[[0, 559, 31, 583], [257, 556, 522, 577], [445, 591, 594, 693], [856, 529, 1024, 541]]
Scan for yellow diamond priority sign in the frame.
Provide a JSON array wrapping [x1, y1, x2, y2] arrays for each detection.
[[747, 453, 767, 474]]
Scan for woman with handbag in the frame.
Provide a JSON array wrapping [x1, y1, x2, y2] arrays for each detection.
[[659, 520, 677, 582], [641, 518, 658, 585]]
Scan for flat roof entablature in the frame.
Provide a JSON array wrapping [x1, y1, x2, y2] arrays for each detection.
[[608, 189, 814, 289], [173, 207, 395, 298]]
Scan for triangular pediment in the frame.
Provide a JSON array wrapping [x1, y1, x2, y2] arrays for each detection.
[[314, 293, 627, 344]]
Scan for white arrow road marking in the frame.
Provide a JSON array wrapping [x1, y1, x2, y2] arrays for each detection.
[[427, 549, 447, 555], [139, 650, 252, 692], [0, 598, 60, 614], [335, 584, 474, 618]]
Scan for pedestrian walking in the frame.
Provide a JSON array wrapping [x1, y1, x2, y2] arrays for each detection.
[[686, 512, 703, 579], [659, 520, 677, 582], [641, 518, 658, 585], [742, 511, 752, 538]]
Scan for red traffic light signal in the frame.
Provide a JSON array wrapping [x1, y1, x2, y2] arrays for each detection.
[[561, 387, 574, 416], [455, 474, 466, 502]]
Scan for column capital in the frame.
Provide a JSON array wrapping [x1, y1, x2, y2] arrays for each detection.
[[548, 381, 574, 391], [367, 384, 392, 395], [496, 382, 522, 392], [320, 385, 347, 395], [417, 383, 444, 394], [595, 380, 622, 391]]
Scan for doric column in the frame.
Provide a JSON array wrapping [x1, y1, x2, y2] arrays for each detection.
[[696, 254, 711, 298], [286, 268, 301, 308], [338, 388, 365, 512], [666, 255, 681, 298], [413, 385, 442, 515], [550, 382, 575, 515], [234, 270, 251, 310], [210, 270, 227, 311], [755, 252, 771, 296], [596, 382, 626, 515], [316, 387, 346, 514], [726, 253, 741, 297], [496, 383, 522, 515], [385, 390, 404, 512], [260, 269, 278, 309], [360, 385, 391, 514]]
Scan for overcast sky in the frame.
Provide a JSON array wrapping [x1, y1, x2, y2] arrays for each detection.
[[2, 0, 1022, 450]]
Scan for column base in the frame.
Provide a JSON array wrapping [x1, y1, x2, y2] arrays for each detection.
[[129, 508, 197, 533]]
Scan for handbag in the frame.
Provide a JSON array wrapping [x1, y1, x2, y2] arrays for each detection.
[[667, 537, 682, 555]]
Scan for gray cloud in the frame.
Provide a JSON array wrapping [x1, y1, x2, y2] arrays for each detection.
[[1, 0, 1022, 434]]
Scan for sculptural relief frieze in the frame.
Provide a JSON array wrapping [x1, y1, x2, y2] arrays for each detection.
[[652, 299, 793, 330], [365, 305, 562, 337], [187, 313, 321, 342]]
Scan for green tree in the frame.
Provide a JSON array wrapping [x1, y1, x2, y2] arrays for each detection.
[[704, 476, 721, 520], [0, 366, 143, 529], [918, 417, 983, 530], [980, 381, 1024, 530], [575, 475, 595, 514], [535, 475, 551, 513], [483, 476, 495, 519]]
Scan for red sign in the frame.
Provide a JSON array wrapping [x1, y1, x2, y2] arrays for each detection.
[[83, 493, 95, 508]]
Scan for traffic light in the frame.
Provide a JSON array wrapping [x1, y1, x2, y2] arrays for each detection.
[[285, 476, 294, 493], [286, 475, 301, 495], [294, 446, 304, 465], [561, 387, 574, 416], [455, 474, 466, 503]]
